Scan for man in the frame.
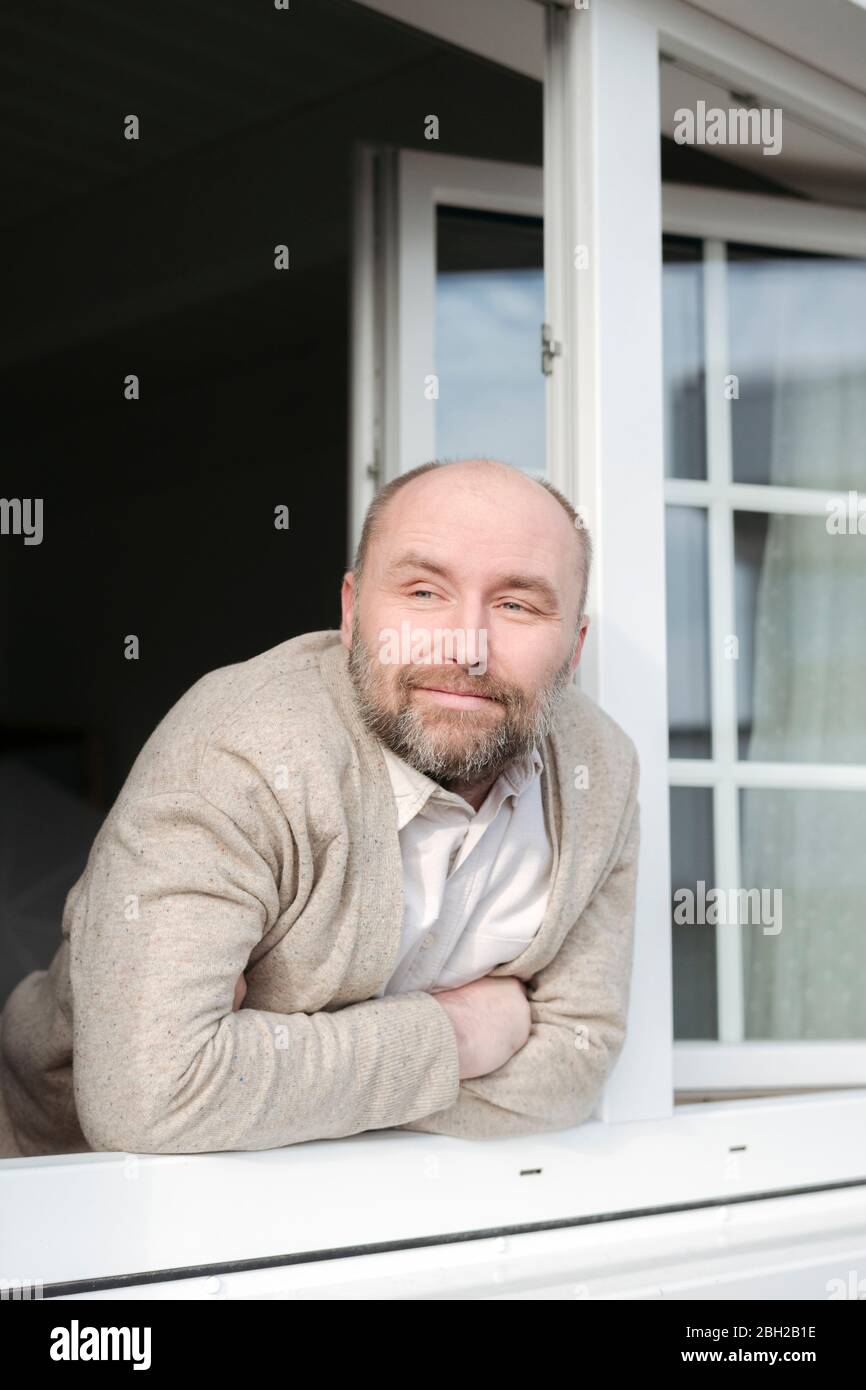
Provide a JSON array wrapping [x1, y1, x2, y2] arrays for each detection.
[[0, 458, 640, 1158]]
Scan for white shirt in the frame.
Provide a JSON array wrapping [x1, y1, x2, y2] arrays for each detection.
[[375, 743, 554, 996]]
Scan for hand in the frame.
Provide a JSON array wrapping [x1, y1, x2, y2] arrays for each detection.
[[232, 973, 247, 1011], [431, 975, 531, 1080]]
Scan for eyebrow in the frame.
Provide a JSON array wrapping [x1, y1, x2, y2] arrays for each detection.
[[384, 551, 561, 610]]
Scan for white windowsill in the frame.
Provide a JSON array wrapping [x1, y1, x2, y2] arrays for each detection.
[[2, 1089, 865, 1295]]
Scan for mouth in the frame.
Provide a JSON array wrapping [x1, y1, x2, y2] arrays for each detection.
[[413, 685, 500, 710]]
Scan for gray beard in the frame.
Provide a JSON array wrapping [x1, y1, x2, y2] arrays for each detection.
[[346, 614, 577, 785]]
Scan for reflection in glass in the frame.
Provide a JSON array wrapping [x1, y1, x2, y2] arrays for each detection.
[[436, 206, 544, 475], [666, 505, 712, 759], [728, 245, 866, 489], [733, 510, 767, 761], [671, 786, 717, 1040], [741, 788, 866, 1039], [662, 235, 706, 480], [735, 511, 866, 763]]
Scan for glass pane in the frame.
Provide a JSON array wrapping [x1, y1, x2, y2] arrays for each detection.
[[671, 787, 717, 1040], [662, 235, 706, 480], [741, 788, 866, 1039], [735, 510, 866, 762], [436, 205, 544, 474], [728, 245, 866, 489], [666, 505, 712, 758]]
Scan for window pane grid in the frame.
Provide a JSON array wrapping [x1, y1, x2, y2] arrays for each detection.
[[665, 229, 866, 1054]]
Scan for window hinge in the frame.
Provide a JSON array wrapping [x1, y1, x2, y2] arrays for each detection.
[[541, 323, 562, 376]]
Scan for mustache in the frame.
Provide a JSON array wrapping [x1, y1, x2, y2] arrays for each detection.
[[400, 666, 514, 704]]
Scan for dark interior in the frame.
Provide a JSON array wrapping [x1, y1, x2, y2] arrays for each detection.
[[0, 0, 545, 1002], [0, 0, 804, 1005]]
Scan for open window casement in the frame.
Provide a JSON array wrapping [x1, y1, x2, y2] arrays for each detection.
[[350, 130, 673, 1127]]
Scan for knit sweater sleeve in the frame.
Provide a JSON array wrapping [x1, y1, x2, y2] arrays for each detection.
[[394, 747, 641, 1140], [70, 787, 460, 1154]]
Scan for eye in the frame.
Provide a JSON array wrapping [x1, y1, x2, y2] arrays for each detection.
[[500, 600, 529, 613], [408, 588, 437, 599]]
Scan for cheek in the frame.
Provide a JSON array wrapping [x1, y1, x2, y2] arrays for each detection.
[[504, 628, 567, 677], [488, 650, 557, 704], [376, 658, 410, 704]]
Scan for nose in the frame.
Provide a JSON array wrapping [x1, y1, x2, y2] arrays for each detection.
[[443, 601, 489, 672]]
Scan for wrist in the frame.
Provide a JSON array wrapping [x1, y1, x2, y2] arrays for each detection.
[[430, 991, 468, 1074]]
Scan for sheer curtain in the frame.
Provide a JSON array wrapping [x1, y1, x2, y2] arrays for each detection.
[[740, 256, 866, 1039]]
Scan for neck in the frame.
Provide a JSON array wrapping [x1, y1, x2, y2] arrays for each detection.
[[439, 770, 499, 811]]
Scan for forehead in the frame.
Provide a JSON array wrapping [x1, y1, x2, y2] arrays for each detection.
[[375, 467, 579, 562], [369, 483, 582, 609]]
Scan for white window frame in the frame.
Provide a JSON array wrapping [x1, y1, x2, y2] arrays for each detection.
[[663, 184, 866, 1089], [349, 144, 547, 558], [550, 0, 866, 1107]]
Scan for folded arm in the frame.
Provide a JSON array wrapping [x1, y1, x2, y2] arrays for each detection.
[[394, 750, 641, 1140], [71, 788, 459, 1154]]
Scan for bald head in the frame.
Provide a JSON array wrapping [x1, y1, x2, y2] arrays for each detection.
[[353, 457, 590, 624]]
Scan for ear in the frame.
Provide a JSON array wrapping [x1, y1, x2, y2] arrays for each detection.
[[340, 571, 356, 647], [570, 617, 590, 673]]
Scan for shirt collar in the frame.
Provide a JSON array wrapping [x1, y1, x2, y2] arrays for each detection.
[[381, 743, 544, 831]]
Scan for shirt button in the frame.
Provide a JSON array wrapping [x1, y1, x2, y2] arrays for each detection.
[[421, 933, 435, 949]]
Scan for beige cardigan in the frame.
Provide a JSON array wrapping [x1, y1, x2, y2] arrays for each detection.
[[0, 629, 640, 1158]]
